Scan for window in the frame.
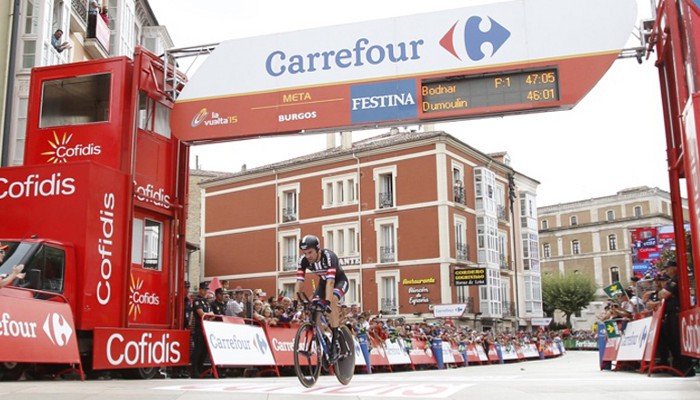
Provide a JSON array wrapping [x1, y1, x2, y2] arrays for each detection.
[[343, 273, 360, 306], [608, 234, 617, 251], [40, 73, 111, 127], [571, 239, 580, 255], [375, 216, 398, 263], [322, 173, 358, 208], [610, 266, 620, 283], [477, 215, 499, 266], [634, 206, 642, 217], [570, 215, 578, 226], [377, 270, 399, 315], [606, 210, 614, 221], [524, 275, 542, 314], [279, 230, 300, 271], [23, 245, 65, 292], [374, 166, 396, 209], [452, 163, 465, 204], [522, 232, 540, 271], [278, 184, 300, 223], [498, 231, 508, 268], [455, 216, 468, 261], [479, 268, 502, 316], [474, 168, 496, 213], [541, 220, 549, 230], [519, 192, 537, 229], [543, 243, 551, 258], [132, 218, 162, 271], [323, 223, 359, 257]]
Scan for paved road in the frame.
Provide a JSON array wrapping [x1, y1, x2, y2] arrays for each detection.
[[1, 352, 697, 400]]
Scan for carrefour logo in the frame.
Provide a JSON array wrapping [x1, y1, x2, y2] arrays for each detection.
[[440, 16, 510, 61], [350, 79, 417, 124], [253, 333, 269, 354], [42, 131, 101, 163], [42, 312, 73, 347]]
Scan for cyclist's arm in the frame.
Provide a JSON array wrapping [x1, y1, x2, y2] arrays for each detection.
[[295, 262, 306, 299]]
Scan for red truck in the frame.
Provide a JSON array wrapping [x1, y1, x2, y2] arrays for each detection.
[[0, 47, 190, 379]]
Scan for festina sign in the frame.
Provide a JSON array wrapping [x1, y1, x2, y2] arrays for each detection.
[[171, 0, 637, 142]]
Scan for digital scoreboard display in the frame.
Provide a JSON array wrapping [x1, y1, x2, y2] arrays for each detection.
[[421, 68, 559, 113]]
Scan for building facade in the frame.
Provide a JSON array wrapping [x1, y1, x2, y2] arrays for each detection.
[[1, 0, 173, 167], [538, 186, 689, 329], [197, 130, 543, 331]]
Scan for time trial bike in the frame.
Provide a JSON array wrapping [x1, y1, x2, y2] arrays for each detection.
[[293, 294, 355, 387]]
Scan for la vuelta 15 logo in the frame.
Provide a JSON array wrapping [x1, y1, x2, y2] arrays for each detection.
[[440, 15, 511, 61], [41, 131, 101, 163], [128, 274, 160, 321]]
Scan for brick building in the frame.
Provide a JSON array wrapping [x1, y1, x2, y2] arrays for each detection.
[[197, 129, 543, 330]]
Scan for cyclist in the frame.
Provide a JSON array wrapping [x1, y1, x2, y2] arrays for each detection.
[[295, 234, 348, 361]]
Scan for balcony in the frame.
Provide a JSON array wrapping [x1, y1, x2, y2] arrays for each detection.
[[84, 11, 110, 58], [453, 185, 465, 204], [456, 243, 469, 261], [70, 0, 88, 34], [378, 192, 394, 208], [282, 255, 297, 271], [380, 298, 398, 315], [497, 205, 507, 221], [379, 246, 395, 263], [501, 301, 516, 317], [282, 208, 297, 223], [500, 255, 511, 270], [455, 296, 474, 314]]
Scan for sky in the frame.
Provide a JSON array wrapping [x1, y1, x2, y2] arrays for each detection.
[[148, 0, 667, 207]]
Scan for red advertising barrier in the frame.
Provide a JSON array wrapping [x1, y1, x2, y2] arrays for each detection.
[[93, 327, 190, 370], [487, 345, 500, 363], [367, 335, 392, 370], [407, 338, 436, 366], [602, 337, 621, 363], [264, 325, 298, 367], [679, 306, 700, 359], [0, 290, 82, 375], [466, 344, 483, 364]]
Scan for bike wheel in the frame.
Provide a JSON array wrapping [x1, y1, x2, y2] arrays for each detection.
[[293, 322, 322, 388], [333, 325, 355, 385]]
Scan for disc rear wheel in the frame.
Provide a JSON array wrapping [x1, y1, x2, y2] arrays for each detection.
[[333, 325, 355, 385]]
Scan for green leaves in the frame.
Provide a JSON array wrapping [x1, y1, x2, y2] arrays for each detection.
[[542, 273, 597, 328]]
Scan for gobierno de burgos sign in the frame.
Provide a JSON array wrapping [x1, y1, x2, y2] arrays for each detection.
[[171, 0, 637, 143]]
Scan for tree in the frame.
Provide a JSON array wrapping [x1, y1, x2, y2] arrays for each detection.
[[542, 273, 597, 328]]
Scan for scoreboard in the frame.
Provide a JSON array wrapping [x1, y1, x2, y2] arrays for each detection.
[[422, 68, 559, 113]]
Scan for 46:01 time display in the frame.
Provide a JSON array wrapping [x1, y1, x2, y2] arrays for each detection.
[[526, 89, 557, 101]]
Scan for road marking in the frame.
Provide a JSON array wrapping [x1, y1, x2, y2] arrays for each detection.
[[156, 379, 473, 398]]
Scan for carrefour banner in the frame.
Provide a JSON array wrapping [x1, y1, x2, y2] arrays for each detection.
[[0, 292, 80, 364], [203, 320, 275, 366], [171, 0, 636, 142]]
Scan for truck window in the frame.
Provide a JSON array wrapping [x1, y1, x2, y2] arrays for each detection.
[[40, 73, 111, 128], [132, 217, 162, 271], [137, 91, 171, 138], [24, 245, 65, 292]]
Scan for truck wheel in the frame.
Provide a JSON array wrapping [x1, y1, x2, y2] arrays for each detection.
[[122, 367, 159, 380], [0, 362, 27, 381]]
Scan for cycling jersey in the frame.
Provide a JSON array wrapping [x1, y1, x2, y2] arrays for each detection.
[[296, 248, 346, 282]]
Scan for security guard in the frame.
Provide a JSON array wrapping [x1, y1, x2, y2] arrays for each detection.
[[658, 260, 696, 377], [190, 281, 212, 378], [210, 288, 228, 316]]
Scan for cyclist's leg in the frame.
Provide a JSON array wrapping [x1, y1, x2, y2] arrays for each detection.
[[330, 277, 349, 360], [312, 279, 327, 327]]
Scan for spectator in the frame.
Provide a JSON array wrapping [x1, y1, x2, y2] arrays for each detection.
[[251, 300, 265, 323], [51, 30, 71, 53], [183, 281, 192, 329], [100, 5, 109, 24], [226, 289, 245, 317], [87, 1, 99, 38]]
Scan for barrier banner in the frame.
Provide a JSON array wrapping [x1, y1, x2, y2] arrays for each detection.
[[643, 300, 665, 364], [521, 343, 540, 358], [495, 342, 504, 364], [450, 341, 466, 365], [0, 293, 80, 365], [476, 343, 490, 362], [384, 338, 412, 365], [458, 342, 469, 365], [515, 345, 525, 360], [431, 338, 444, 369], [501, 344, 519, 361], [263, 326, 297, 366], [487, 345, 500, 363], [368, 336, 392, 367], [93, 327, 189, 369], [616, 317, 652, 361], [408, 338, 435, 365], [602, 337, 621, 362], [440, 340, 456, 365], [358, 333, 371, 372], [679, 306, 700, 358], [203, 320, 275, 366], [353, 336, 367, 367], [466, 344, 482, 363]]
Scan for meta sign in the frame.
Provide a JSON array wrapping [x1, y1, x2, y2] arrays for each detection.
[[171, 0, 637, 142]]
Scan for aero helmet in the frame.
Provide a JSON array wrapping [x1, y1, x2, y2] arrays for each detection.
[[299, 234, 320, 250]]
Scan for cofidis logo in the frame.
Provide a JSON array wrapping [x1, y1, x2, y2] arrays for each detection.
[[350, 79, 416, 124], [128, 274, 160, 322], [42, 131, 101, 163]]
